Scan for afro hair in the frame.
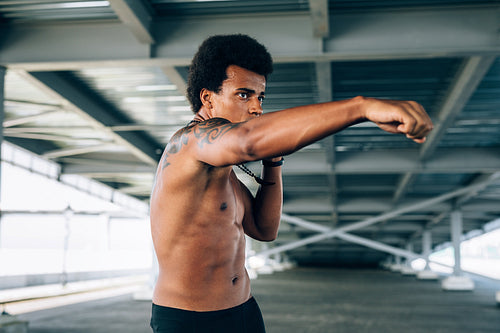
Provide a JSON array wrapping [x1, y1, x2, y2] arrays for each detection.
[[187, 34, 273, 113]]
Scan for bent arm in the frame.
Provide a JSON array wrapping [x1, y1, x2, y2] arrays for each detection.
[[241, 159, 283, 241], [192, 96, 433, 167]]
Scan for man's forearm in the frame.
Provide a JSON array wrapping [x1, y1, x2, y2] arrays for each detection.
[[252, 160, 283, 241], [241, 97, 365, 161]]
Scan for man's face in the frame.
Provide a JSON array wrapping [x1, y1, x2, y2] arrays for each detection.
[[211, 65, 266, 123]]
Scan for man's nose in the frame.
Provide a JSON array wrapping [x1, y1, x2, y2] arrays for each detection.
[[249, 98, 263, 116]]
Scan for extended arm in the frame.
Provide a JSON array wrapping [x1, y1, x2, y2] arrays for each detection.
[[192, 96, 433, 167]]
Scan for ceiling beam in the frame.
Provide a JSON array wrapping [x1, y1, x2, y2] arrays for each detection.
[[42, 144, 120, 159], [62, 162, 155, 175], [28, 71, 162, 165], [284, 147, 500, 174], [394, 56, 495, 201], [161, 66, 187, 97], [108, 0, 154, 44], [57, 146, 500, 175], [308, 0, 329, 38], [2, 6, 499, 71], [3, 110, 64, 127], [420, 56, 496, 160], [392, 172, 416, 203]]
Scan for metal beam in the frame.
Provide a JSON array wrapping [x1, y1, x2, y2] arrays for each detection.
[[334, 148, 500, 174], [309, 0, 330, 38], [393, 56, 495, 200], [392, 172, 416, 203], [28, 71, 162, 165], [62, 162, 155, 175], [2, 109, 64, 128], [2, 6, 499, 70], [108, 0, 154, 44], [280, 214, 421, 259], [334, 232, 420, 260], [281, 147, 500, 176], [42, 144, 120, 159], [258, 174, 500, 257], [161, 67, 187, 97], [420, 56, 496, 160], [408, 171, 500, 241]]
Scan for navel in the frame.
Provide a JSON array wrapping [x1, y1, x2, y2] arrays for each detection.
[[220, 202, 228, 211]]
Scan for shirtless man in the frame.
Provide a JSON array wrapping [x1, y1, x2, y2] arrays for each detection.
[[149, 34, 433, 332]]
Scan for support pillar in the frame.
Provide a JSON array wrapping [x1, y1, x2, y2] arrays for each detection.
[[0, 67, 5, 251], [0, 66, 5, 203], [417, 229, 438, 280], [1, 69, 29, 333], [390, 255, 402, 272], [401, 243, 417, 275], [61, 206, 73, 286], [442, 210, 474, 290]]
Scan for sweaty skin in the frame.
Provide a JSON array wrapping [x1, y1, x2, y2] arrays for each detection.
[[150, 65, 433, 312]]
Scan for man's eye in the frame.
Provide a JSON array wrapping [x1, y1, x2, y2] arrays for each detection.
[[238, 92, 248, 99], [258, 96, 265, 103]]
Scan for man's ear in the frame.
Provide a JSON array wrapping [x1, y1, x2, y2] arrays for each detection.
[[200, 88, 213, 109]]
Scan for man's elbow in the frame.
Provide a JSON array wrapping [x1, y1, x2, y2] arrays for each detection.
[[257, 230, 278, 242]]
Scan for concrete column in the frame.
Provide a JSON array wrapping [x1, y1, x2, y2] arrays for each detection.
[[417, 229, 438, 280], [401, 243, 416, 275], [390, 255, 402, 272], [451, 210, 463, 275], [422, 230, 432, 269], [442, 210, 474, 290], [0, 66, 5, 204], [61, 206, 73, 286]]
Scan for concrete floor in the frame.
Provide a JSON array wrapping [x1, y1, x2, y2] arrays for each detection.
[[16, 267, 500, 333]]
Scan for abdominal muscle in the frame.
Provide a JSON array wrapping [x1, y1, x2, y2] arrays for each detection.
[[152, 220, 251, 311]]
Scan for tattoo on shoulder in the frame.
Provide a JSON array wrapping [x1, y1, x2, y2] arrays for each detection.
[[161, 125, 192, 170], [193, 118, 240, 148], [160, 118, 239, 170]]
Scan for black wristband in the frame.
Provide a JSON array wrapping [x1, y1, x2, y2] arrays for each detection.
[[262, 157, 284, 167]]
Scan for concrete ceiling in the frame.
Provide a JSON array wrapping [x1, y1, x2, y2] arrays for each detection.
[[1, 0, 500, 267]]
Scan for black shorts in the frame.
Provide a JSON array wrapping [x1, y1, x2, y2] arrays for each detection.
[[150, 297, 266, 333]]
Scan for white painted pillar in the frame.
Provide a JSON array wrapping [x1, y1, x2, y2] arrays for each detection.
[[417, 229, 438, 280], [0, 68, 27, 327], [61, 206, 73, 286], [0, 67, 5, 206], [451, 210, 463, 276], [423, 230, 431, 269], [442, 210, 474, 290], [391, 255, 402, 272], [401, 243, 416, 275]]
